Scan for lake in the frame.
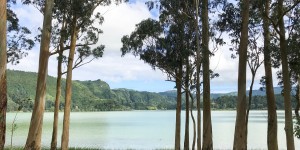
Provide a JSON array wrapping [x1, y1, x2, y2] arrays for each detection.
[[5, 110, 300, 149]]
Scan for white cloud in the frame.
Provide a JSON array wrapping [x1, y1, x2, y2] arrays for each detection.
[[7, 1, 282, 92], [8, 1, 169, 90]]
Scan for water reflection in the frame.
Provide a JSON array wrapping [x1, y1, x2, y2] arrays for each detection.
[[5, 110, 300, 149]]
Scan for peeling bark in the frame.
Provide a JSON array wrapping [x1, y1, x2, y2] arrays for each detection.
[[61, 15, 78, 150], [0, 0, 7, 149], [24, 0, 54, 149]]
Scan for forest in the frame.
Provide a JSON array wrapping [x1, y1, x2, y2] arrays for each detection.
[[1, 0, 300, 150], [6, 70, 298, 112]]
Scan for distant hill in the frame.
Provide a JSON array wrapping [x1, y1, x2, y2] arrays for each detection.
[[159, 87, 286, 99], [6, 70, 176, 111], [7, 70, 296, 111]]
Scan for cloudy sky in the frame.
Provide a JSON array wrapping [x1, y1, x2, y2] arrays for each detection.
[[7, 0, 280, 93]]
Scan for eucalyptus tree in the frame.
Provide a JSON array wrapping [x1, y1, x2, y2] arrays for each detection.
[[24, 0, 55, 149], [0, 0, 7, 149], [277, 1, 294, 148], [49, 1, 68, 149], [193, 0, 201, 149], [122, 17, 186, 150], [200, 0, 213, 148], [60, 0, 113, 149], [233, 0, 249, 149], [48, 1, 108, 148], [269, 0, 300, 149], [215, 1, 273, 148], [0, 1, 34, 148], [286, 4, 300, 116], [259, 0, 278, 148], [122, 1, 196, 148], [244, 3, 264, 133]]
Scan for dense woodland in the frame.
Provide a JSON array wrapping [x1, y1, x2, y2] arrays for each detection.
[[6, 70, 298, 112], [1, 0, 300, 150]]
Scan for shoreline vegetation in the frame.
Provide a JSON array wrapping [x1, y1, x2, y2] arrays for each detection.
[[5, 148, 175, 150], [7, 70, 297, 112]]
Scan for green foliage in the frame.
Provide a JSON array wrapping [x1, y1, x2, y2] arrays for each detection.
[[7, 70, 176, 111], [294, 116, 300, 139], [6, 1, 35, 65], [7, 70, 295, 111]]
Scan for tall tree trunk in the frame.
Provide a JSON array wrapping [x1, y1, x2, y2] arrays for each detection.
[[201, 0, 213, 149], [278, 0, 295, 149], [194, 0, 201, 149], [196, 65, 201, 150], [261, 0, 278, 149], [51, 16, 66, 150], [233, 0, 249, 149], [0, 1, 7, 149], [184, 59, 190, 150], [61, 15, 78, 150], [24, 0, 54, 149], [175, 63, 182, 150]]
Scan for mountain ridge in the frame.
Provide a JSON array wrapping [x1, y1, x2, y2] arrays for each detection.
[[7, 70, 177, 111]]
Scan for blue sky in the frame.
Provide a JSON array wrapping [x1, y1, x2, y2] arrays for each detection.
[[7, 0, 280, 93]]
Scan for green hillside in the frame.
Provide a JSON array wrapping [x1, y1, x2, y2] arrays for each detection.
[[6, 70, 176, 111], [7, 70, 297, 112]]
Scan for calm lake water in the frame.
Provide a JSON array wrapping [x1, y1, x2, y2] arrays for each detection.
[[5, 110, 300, 149]]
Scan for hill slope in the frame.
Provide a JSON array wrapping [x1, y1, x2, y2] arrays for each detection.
[[7, 70, 176, 111]]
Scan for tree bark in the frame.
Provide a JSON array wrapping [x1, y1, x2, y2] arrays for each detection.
[[189, 92, 196, 150], [0, 0, 7, 149], [201, 0, 213, 149], [233, 0, 249, 149], [194, 0, 201, 149], [175, 64, 182, 150], [24, 0, 54, 149], [61, 15, 78, 150], [51, 16, 66, 150], [261, 0, 278, 149], [184, 59, 190, 150], [196, 65, 201, 150], [278, 0, 295, 149]]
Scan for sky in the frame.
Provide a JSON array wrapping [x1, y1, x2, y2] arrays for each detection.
[[7, 0, 280, 93]]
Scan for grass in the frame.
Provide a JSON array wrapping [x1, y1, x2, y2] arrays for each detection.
[[5, 147, 173, 150]]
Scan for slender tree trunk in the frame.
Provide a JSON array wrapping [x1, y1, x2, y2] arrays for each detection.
[[201, 0, 213, 149], [245, 71, 255, 130], [233, 0, 249, 149], [196, 71, 201, 150], [175, 64, 182, 150], [194, 0, 201, 149], [61, 15, 78, 150], [295, 76, 300, 117], [184, 59, 190, 150], [0, 1, 7, 149], [189, 92, 196, 150], [261, 1, 278, 149], [24, 0, 54, 149], [278, 0, 295, 149], [51, 17, 66, 150]]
